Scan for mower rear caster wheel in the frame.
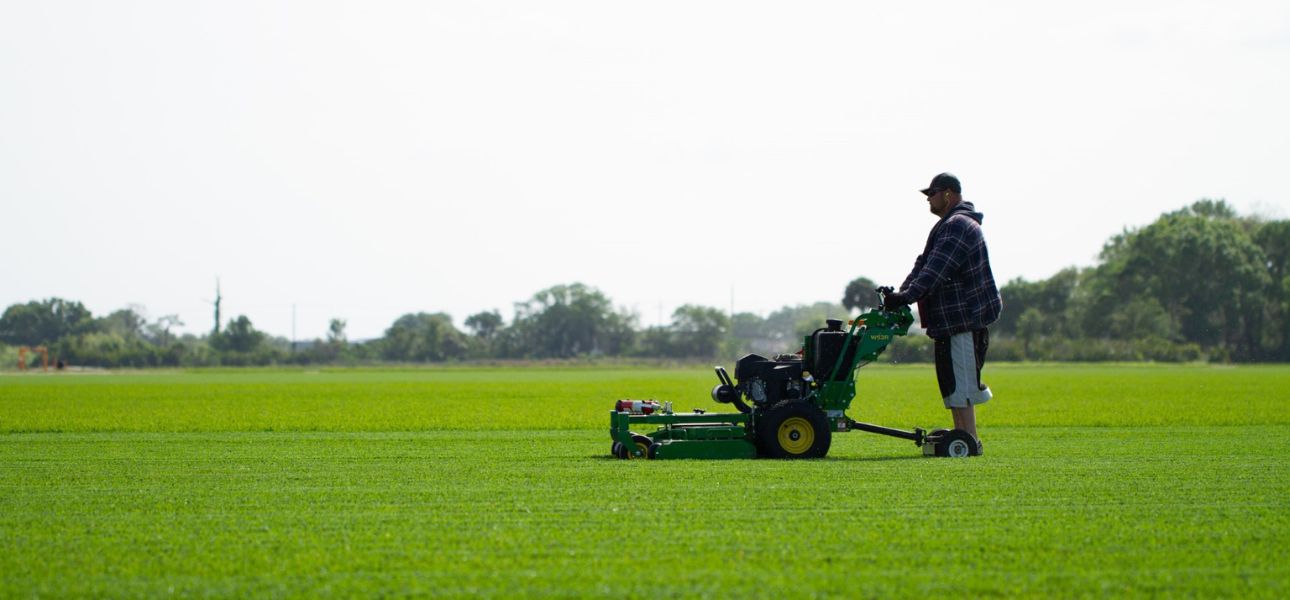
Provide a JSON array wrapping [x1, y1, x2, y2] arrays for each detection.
[[919, 428, 947, 449], [934, 429, 977, 458], [756, 401, 831, 459]]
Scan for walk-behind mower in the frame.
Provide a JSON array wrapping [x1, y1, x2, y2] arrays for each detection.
[[609, 299, 980, 459]]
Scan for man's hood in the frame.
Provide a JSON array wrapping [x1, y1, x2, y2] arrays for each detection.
[[946, 201, 984, 224]]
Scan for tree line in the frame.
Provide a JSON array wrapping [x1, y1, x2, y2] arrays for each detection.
[[2, 200, 1286, 368], [989, 199, 1289, 362], [0, 287, 874, 368]]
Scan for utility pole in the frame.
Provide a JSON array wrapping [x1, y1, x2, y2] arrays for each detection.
[[213, 278, 222, 335]]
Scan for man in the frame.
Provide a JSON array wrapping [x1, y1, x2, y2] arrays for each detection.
[[883, 172, 1001, 455]]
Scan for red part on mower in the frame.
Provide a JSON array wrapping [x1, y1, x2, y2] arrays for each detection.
[[614, 400, 660, 415]]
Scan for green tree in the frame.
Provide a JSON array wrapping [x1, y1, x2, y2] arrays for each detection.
[[985, 200, 1289, 362], [1016, 308, 1044, 358], [0, 298, 95, 346], [725, 311, 770, 356], [60, 331, 161, 368], [1253, 220, 1290, 284], [380, 313, 467, 362], [842, 276, 880, 312], [464, 311, 503, 340], [1087, 200, 1271, 359], [1253, 220, 1290, 359], [327, 318, 347, 344], [144, 315, 183, 347], [1108, 297, 1175, 340], [505, 283, 635, 358], [211, 315, 267, 353], [757, 302, 849, 350], [994, 268, 1079, 338], [97, 307, 146, 339], [1184, 198, 1238, 220], [636, 326, 674, 357], [669, 304, 729, 358]]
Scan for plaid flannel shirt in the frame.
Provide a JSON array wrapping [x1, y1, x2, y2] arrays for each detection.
[[900, 201, 1002, 339]]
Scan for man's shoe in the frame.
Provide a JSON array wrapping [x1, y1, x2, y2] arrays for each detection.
[[972, 438, 984, 456]]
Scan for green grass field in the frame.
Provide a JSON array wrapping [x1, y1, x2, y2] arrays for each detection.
[[2, 365, 1288, 597]]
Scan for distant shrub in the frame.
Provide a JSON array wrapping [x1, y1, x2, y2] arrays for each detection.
[[885, 335, 933, 363]]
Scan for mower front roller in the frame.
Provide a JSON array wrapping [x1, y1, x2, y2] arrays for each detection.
[[612, 434, 654, 459]]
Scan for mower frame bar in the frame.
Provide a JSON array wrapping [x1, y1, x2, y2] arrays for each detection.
[[847, 420, 926, 445]]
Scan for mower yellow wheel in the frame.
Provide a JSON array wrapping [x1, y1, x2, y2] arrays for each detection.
[[777, 417, 815, 455], [757, 401, 831, 459]]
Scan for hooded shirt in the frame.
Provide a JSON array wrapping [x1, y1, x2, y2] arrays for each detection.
[[899, 201, 1003, 338]]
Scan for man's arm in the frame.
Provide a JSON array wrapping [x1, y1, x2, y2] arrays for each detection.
[[900, 253, 926, 291], [883, 254, 927, 311], [901, 217, 973, 302]]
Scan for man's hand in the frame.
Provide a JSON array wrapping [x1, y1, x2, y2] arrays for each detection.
[[882, 289, 911, 311]]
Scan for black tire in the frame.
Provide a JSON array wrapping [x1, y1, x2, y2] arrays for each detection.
[[920, 428, 949, 452], [613, 433, 652, 459], [755, 401, 832, 459], [631, 434, 653, 459], [647, 442, 660, 459], [934, 429, 976, 458]]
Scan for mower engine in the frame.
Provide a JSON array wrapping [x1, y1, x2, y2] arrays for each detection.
[[712, 318, 858, 410], [732, 353, 805, 405]]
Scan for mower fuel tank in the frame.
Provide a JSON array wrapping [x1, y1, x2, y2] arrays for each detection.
[[811, 319, 858, 381]]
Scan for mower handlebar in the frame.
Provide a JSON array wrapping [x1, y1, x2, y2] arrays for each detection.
[[875, 286, 895, 312]]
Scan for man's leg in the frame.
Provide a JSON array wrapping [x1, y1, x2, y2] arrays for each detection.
[[936, 330, 989, 444], [965, 329, 988, 444], [934, 335, 956, 432], [951, 406, 977, 439]]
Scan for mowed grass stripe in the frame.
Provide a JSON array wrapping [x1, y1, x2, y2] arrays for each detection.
[[2, 364, 1287, 431], [2, 428, 1287, 597]]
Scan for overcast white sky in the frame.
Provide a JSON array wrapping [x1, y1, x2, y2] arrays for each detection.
[[3, 1, 1288, 340]]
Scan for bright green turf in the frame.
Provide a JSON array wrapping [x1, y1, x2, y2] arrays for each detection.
[[2, 365, 1289, 597], [2, 364, 1286, 431]]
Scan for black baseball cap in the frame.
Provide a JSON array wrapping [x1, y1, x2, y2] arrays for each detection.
[[920, 172, 961, 196]]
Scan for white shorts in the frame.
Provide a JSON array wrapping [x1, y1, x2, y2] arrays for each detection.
[[934, 329, 992, 409]]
